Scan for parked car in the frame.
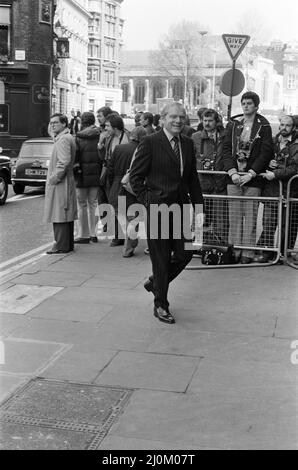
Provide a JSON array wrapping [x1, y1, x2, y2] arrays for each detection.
[[11, 138, 53, 194], [0, 149, 11, 205]]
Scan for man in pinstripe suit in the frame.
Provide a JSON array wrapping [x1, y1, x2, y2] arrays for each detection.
[[130, 103, 204, 324]]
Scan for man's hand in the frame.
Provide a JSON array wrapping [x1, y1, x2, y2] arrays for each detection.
[[231, 173, 241, 186], [240, 173, 253, 186], [260, 170, 275, 181], [49, 175, 60, 185]]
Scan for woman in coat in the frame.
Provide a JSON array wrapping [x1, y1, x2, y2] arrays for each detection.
[[44, 113, 77, 253], [74, 112, 101, 243]]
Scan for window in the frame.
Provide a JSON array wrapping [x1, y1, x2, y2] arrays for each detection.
[[0, 6, 11, 62], [89, 99, 95, 112], [135, 82, 145, 104], [104, 70, 115, 87], [87, 68, 100, 82], [172, 80, 184, 101], [105, 42, 115, 60], [59, 88, 66, 114], [106, 3, 116, 16], [152, 82, 164, 104], [121, 83, 129, 102], [287, 74, 296, 90]]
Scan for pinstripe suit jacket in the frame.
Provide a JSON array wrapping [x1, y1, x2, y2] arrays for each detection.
[[129, 130, 204, 208]]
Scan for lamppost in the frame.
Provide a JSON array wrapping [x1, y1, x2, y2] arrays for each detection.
[[211, 47, 217, 109], [198, 30, 208, 106]]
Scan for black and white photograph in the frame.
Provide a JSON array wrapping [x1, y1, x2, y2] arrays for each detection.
[[0, 0, 298, 454]]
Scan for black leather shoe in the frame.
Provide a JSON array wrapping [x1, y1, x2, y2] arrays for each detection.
[[110, 239, 125, 247], [144, 279, 154, 293], [154, 306, 176, 324], [90, 236, 98, 243], [74, 238, 90, 244]]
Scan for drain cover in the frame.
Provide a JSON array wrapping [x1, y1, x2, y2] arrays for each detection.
[[0, 378, 133, 450]]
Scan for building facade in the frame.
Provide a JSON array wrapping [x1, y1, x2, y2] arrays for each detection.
[[0, 0, 54, 157], [119, 37, 285, 118], [52, 0, 90, 115], [87, 0, 124, 113]]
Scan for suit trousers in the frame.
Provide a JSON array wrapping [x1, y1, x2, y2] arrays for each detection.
[[227, 185, 261, 258], [146, 206, 193, 310], [76, 187, 99, 238], [53, 222, 74, 252]]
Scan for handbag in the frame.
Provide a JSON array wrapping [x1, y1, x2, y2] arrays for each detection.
[[121, 148, 137, 195], [201, 230, 236, 265]]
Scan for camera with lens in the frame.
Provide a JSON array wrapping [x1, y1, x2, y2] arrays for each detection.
[[202, 158, 214, 170]]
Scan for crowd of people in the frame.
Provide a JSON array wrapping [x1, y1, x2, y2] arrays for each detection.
[[44, 95, 298, 323]]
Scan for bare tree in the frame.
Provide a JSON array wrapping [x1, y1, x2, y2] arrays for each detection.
[[233, 9, 270, 45], [149, 20, 210, 107]]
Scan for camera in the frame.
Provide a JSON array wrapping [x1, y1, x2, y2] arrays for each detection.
[[202, 158, 214, 170]]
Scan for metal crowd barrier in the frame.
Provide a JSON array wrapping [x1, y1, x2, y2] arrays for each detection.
[[187, 170, 283, 270], [284, 174, 298, 270]]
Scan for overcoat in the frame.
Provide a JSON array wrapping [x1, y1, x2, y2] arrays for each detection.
[[44, 128, 77, 223]]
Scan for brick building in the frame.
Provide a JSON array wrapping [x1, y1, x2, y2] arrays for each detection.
[[0, 0, 54, 157]]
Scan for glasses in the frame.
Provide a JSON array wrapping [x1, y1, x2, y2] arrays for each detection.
[[50, 121, 60, 126]]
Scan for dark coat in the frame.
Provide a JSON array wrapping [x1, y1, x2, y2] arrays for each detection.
[[129, 130, 204, 208], [262, 131, 298, 197], [75, 125, 101, 188], [107, 141, 139, 209], [223, 113, 273, 188], [192, 128, 227, 193]]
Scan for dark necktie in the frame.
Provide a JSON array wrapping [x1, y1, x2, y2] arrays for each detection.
[[172, 136, 181, 165]]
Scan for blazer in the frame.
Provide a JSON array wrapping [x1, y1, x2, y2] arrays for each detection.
[[107, 141, 138, 208], [129, 130, 204, 208]]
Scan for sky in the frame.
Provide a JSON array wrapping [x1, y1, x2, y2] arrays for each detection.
[[121, 0, 298, 50]]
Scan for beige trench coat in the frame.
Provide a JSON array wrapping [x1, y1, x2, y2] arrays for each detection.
[[44, 128, 78, 223]]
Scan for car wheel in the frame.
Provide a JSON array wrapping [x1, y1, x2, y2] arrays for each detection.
[[13, 183, 25, 194], [0, 173, 9, 205]]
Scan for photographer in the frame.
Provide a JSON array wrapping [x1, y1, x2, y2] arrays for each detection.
[[192, 109, 228, 243], [223, 92, 273, 263]]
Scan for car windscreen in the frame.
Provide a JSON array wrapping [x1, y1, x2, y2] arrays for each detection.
[[19, 143, 53, 159]]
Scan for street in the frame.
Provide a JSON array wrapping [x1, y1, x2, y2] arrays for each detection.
[[0, 186, 53, 265]]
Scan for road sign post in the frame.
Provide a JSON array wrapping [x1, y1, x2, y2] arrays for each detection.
[[222, 34, 250, 120]]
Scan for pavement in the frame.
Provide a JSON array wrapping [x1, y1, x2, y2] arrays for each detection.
[[0, 231, 298, 450]]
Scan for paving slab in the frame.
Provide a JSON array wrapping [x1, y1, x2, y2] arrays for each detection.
[[12, 271, 93, 287], [40, 347, 117, 383], [53, 285, 152, 306], [0, 375, 27, 403], [98, 435, 201, 450], [107, 389, 298, 450], [275, 315, 298, 339], [28, 298, 114, 323], [0, 378, 133, 450], [95, 351, 200, 392], [11, 317, 103, 344], [0, 313, 32, 337], [0, 284, 63, 314], [0, 337, 69, 375]]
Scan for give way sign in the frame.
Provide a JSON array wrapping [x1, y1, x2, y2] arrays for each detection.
[[222, 34, 250, 61]]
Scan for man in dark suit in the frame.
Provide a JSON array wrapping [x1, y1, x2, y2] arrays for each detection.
[[130, 102, 204, 324]]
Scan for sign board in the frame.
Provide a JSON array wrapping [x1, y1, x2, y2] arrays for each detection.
[[220, 68, 245, 96], [32, 85, 50, 105], [222, 34, 250, 61], [56, 38, 70, 59], [15, 50, 26, 61]]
